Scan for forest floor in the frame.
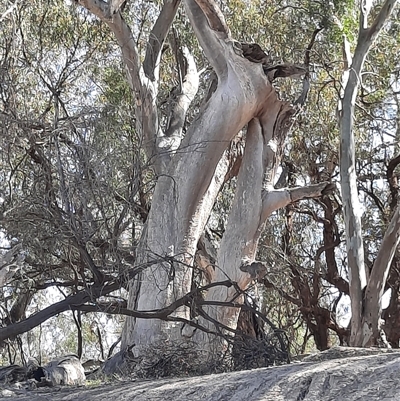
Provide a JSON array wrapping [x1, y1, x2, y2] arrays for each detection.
[[1, 347, 400, 401]]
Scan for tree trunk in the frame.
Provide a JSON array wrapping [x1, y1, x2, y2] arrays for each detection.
[[122, 57, 281, 351], [362, 205, 400, 346], [78, 0, 341, 357], [383, 256, 400, 347], [196, 107, 334, 351], [337, 0, 398, 346]]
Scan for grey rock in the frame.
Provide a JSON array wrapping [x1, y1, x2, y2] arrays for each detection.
[[0, 389, 16, 398], [44, 355, 85, 386], [5, 347, 400, 400]]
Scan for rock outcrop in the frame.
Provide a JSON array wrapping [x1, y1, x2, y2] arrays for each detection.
[[2, 347, 400, 400]]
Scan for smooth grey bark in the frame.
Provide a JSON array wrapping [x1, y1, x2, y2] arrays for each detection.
[[78, 0, 335, 356], [199, 112, 334, 348], [337, 0, 398, 346]]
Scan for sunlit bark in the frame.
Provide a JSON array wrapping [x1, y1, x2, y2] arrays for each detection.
[[338, 0, 398, 346], [78, 0, 341, 358]]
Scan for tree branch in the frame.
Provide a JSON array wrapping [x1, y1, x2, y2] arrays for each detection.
[[387, 153, 400, 209], [0, 282, 120, 343], [364, 203, 400, 344], [109, 0, 128, 16], [183, 0, 230, 76], [353, 0, 398, 76], [157, 47, 200, 170], [76, 0, 109, 19], [261, 182, 335, 221], [76, 1, 151, 149], [366, 0, 398, 43], [78, 0, 181, 171], [359, 0, 372, 31], [143, 0, 181, 81], [194, 0, 230, 34], [0, 278, 235, 344]]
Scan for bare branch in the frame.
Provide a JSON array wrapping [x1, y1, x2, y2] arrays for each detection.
[[0, 279, 234, 344], [342, 34, 352, 71], [359, 0, 372, 30], [261, 182, 335, 220], [387, 153, 400, 209], [109, 0, 128, 16], [288, 182, 336, 203], [194, 0, 230, 34], [143, 0, 181, 81], [0, 1, 18, 22], [366, 0, 398, 42], [352, 0, 398, 76], [295, 27, 323, 106], [157, 48, 200, 169], [77, 0, 163, 167], [337, 0, 398, 346], [264, 63, 306, 81], [184, 0, 230, 76], [77, 1, 141, 96], [0, 282, 120, 343], [165, 48, 199, 138], [76, 0, 110, 21]]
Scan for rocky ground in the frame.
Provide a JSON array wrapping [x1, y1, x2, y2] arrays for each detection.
[[1, 347, 400, 401]]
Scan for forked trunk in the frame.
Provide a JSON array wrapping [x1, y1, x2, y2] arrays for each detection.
[[121, 58, 279, 351]]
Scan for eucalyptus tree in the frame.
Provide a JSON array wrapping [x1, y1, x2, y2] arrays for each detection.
[[337, 0, 399, 346], [1, 0, 399, 368], [72, 0, 334, 357], [259, 0, 400, 349]]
